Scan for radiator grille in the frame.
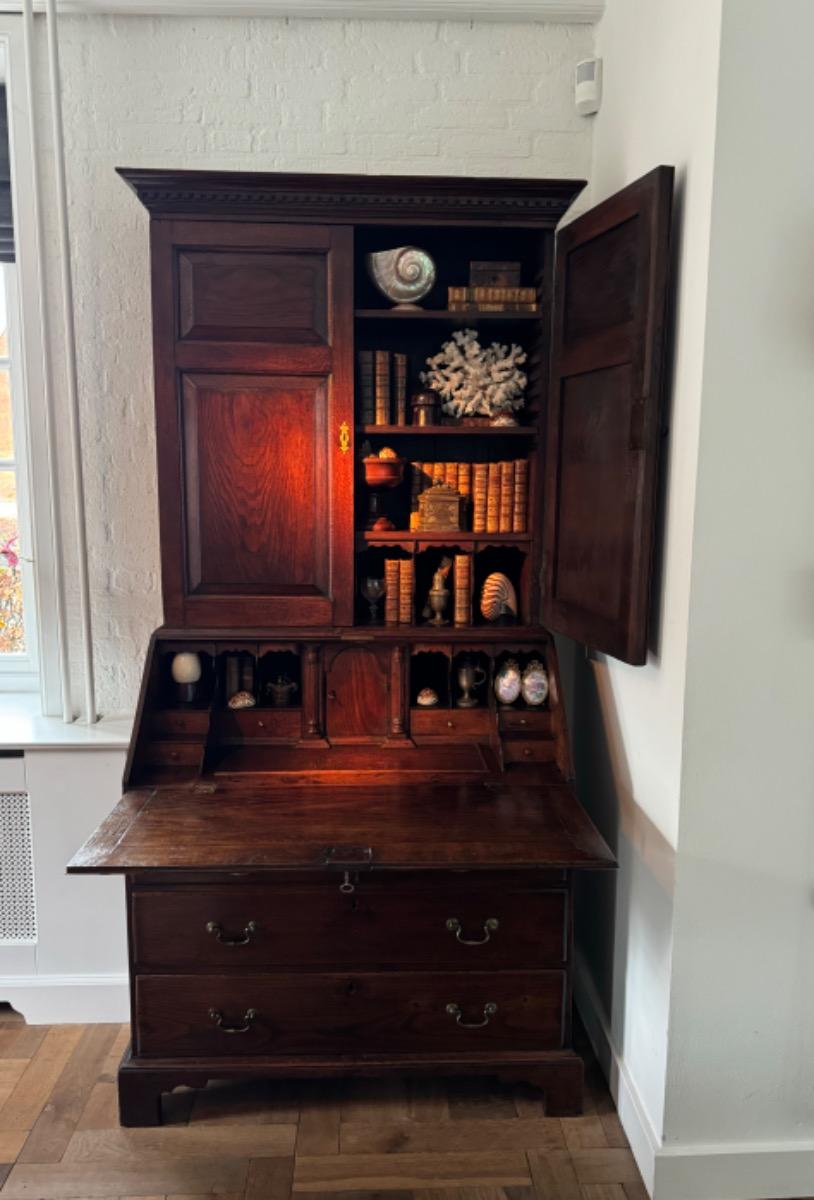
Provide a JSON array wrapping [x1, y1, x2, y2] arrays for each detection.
[[0, 791, 37, 943]]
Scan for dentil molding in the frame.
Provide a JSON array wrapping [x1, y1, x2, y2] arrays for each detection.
[[6, 0, 604, 22]]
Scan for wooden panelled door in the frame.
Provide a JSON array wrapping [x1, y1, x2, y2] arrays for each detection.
[[543, 166, 673, 664], [151, 220, 354, 627]]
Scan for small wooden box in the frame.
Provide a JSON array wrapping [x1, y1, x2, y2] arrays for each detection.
[[418, 483, 464, 531]]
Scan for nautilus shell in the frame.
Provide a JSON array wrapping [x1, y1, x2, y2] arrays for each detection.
[[366, 246, 437, 309], [479, 573, 518, 622]]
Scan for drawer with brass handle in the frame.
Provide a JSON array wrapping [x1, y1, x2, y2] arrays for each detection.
[[134, 970, 566, 1057], [502, 737, 556, 765], [498, 709, 552, 734], [410, 709, 494, 738], [131, 884, 568, 971]]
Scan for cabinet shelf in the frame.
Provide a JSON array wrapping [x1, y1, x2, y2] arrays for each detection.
[[358, 424, 536, 438], [359, 530, 531, 545], [355, 308, 542, 322]]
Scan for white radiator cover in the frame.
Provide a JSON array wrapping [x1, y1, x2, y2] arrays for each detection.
[[0, 790, 37, 944]]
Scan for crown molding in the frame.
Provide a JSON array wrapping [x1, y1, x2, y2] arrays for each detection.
[[3, 1, 604, 22], [117, 166, 586, 225]]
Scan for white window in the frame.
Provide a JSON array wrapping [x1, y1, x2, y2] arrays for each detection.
[[0, 259, 38, 689]]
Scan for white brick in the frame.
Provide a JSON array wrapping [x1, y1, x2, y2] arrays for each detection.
[[44, 11, 591, 715]]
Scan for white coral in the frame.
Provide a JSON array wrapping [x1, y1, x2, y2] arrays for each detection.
[[420, 328, 527, 419]]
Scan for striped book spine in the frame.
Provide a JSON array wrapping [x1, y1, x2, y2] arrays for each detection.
[[374, 350, 390, 425], [358, 351, 374, 425], [454, 554, 471, 627], [499, 460, 515, 533], [384, 558, 400, 626], [513, 458, 529, 533], [472, 463, 488, 533], [393, 353, 408, 425], [399, 558, 414, 625], [486, 462, 501, 534]]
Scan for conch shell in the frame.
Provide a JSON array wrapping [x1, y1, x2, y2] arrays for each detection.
[[366, 246, 436, 309]]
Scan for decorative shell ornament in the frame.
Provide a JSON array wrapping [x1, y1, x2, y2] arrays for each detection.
[[227, 690, 256, 710], [494, 659, 522, 706], [366, 246, 437, 310], [480, 572, 518, 623], [521, 660, 549, 707], [378, 446, 398, 460], [416, 687, 439, 708]]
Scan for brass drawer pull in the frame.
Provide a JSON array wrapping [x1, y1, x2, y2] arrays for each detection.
[[446, 1001, 498, 1029], [446, 916, 499, 946], [205, 919, 257, 946], [208, 1006, 257, 1034]]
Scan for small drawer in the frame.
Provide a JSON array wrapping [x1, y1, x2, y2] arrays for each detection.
[[131, 881, 567, 971], [134, 970, 566, 1058], [141, 741, 202, 767], [410, 708, 494, 737], [498, 709, 551, 734], [149, 709, 210, 739], [502, 738, 556, 764], [215, 709, 301, 741]]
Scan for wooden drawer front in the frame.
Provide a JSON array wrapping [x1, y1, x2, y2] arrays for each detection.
[[134, 970, 565, 1058], [149, 710, 210, 739], [142, 741, 203, 767], [214, 709, 301, 741], [498, 710, 551, 734], [410, 709, 494, 737], [503, 738, 556, 764], [131, 885, 567, 971]]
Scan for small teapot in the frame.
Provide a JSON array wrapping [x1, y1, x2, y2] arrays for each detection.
[[266, 676, 297, 708]]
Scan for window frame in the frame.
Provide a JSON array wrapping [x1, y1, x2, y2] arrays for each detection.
[[0, 19, 63, 712], [0, 259, 40, 688]]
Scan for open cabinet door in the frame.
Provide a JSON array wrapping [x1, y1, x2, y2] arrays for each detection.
[[542, 166, 673, 665]]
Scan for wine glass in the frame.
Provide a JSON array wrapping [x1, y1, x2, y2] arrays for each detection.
[[361, 577, 386, 623]]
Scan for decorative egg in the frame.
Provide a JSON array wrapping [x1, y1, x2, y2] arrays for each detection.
[[416, 687, 439, 707], [521, 660, 549, 707], [170, 651, 202, 685], [227, 690, 256, 710], [494, 659, 522, 706], [366, 246, 437, 309], [479, 572, 518, 622], [378, 446, 398, 460]]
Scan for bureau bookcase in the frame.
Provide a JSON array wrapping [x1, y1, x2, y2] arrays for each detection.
[[70, 166, 672, 1125]]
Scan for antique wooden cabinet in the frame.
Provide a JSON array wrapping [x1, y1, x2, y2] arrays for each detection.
[[70, 166, 672, 1126]]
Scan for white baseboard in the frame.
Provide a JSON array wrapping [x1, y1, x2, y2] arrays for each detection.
[[575, 952, 814, 1200], [573, 950, 660, 1196], [1, 973, 129, 1023]]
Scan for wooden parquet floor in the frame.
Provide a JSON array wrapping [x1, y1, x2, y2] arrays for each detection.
[[0, 1005, 649, 1200]]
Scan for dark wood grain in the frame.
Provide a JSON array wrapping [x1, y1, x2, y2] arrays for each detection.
[[325, 646, 389, 742], [543, 166, 673, 664], [72, 166, 673, 1127], [134, 971, 566, 1057], [130, 879, 568, 971], [67, 776, 615, 873]]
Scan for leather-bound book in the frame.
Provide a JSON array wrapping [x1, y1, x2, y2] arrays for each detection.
[[499, 460, 515, 533], [399, 558, 414, 625], [358, 350, 374, 425], [432, 461, 446, 484], [472, 463, 488, 532], [374, 350, 390, 425], [486, 462, 501, 534], [384, 558, 400, 626], [445, 461, 459, 491], [393, 353, 408, 425], [513, 457, 529, 533], [458, 462, 472, 529], [454, 554, 471, 627]]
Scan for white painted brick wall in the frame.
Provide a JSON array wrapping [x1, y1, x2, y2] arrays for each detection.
[[29, 14, 593, 715]]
